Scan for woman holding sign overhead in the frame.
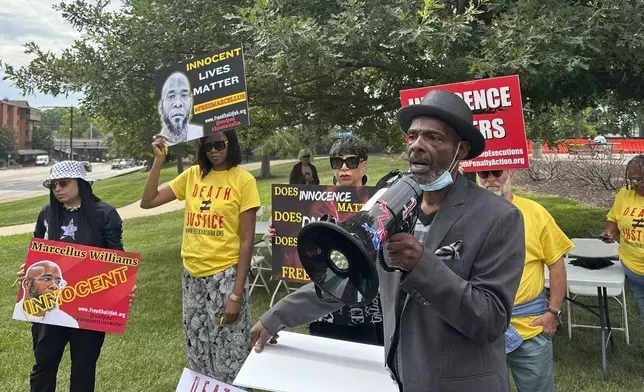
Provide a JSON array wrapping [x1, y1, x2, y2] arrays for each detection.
[[15, 160, 125, 392], [141, 130, 260, 385]]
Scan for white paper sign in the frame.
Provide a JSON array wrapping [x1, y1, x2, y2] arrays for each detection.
[[176, 368, 245, 392], [234, 331, 399, 392]]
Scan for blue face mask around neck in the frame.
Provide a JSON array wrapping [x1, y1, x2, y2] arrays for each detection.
[[418, 142, 461, 192], [419, 170, 454, 191]]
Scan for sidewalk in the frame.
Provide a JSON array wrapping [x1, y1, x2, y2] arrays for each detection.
[[0, 159, 295, 237]]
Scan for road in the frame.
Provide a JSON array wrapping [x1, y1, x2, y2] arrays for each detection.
[[0, 159, 297, 237], [0, 163, 144, 202]]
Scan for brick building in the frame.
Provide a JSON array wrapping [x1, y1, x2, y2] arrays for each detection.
[[0, 99, 44, 164]]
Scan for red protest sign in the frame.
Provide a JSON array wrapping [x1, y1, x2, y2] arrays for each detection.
[[399, 75, 529, 172], [13, 238, 140, 334]]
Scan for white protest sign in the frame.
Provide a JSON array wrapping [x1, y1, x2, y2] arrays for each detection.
[[175, 368, 245, 392], [234, 331, 399, 392]]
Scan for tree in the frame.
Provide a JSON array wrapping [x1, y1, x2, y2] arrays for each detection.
[[230, 0, 484, 153], [4, 0, 644, 173], [593, 94, 644, 137], [31, 125, 55, 152], [39, 108, 66, 138], [0, 126, 18, 164], [57, 110, 106, 139], [2, 0, 251, 173]]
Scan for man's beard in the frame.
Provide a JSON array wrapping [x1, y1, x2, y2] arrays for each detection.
[[489, 188, 503, 196], [485, 182, 511, 197], [163, 113, 188, 139], [411, 160, 446, 185], [29, 280, 40, 299], [409, 147, 457, 185]]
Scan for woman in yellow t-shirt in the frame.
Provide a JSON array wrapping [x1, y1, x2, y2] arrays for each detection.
[[141, 130, 261, 384], [600, 155, 644, 324]]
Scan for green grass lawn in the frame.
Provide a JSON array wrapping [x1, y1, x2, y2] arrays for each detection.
[[0, 167, 178, 228], [1, 164, 643, 391]]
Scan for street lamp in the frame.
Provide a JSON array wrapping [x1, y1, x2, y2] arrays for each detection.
[[39, 105, 74, 160]]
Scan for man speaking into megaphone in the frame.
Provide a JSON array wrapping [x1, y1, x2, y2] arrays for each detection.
[[249, 90, 526, 392]]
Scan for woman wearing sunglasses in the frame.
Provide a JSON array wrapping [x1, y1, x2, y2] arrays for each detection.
[[141, 130, 260, 385], [19, 160, 124, 392], [289, 148, 320, 185], [600, 154, 644, 324], [267, 137, 384, 346]]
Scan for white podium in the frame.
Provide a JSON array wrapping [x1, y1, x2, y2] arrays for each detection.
[[234, 332, 399, 392]]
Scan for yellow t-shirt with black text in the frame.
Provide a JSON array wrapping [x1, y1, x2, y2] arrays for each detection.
[[607, 188, 644, 274], [511, 195, 574, 340], [169, 165, 261, 277]]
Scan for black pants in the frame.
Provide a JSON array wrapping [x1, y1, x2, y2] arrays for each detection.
[[30, 324, 106, 392], [308, 321, 384, 346]]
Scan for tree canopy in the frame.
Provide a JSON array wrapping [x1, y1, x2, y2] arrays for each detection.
[[2, 0, 642, 166], [0, 126, 18, 164]]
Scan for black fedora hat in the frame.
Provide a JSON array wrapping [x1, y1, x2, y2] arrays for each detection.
[[397, 89, 485, 159]]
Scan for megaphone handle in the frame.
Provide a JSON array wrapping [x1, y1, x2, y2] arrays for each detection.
[[377, 249, 399, 273]]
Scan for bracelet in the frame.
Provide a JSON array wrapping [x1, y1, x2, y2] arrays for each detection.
[[229, 293, 242, 303]]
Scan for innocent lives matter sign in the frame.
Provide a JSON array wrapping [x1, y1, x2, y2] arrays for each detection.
[[271, 184, 376, 283], [154, 43, 249, 146], [399, 75, 529, 172], [13, 238, 140, 334], [175, 368, 245, 392]]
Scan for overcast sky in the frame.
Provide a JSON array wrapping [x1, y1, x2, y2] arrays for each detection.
[[0, 0, 120, 108]]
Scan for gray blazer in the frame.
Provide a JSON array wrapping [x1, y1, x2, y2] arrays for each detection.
[[260, 175, 526, 392]]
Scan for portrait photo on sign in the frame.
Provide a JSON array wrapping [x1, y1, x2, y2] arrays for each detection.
[[158, 71, 204, 145], [14, 259, 79, 329]]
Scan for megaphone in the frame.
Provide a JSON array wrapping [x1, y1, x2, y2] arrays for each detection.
[[296, 171, 423, 306]]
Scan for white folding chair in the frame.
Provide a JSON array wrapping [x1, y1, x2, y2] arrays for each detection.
[[564, 239, 629, 345], [566, 285, 630, 345], [249, 233, 272, 295], [256, 205, 267, 221]]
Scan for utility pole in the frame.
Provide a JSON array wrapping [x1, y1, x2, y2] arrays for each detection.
[[89, 122, 93, 139], [69, 106, 74, 160]]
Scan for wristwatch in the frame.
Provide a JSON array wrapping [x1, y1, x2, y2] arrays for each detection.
[[547, 307, 562, 324], [229, 293, 243, 303]]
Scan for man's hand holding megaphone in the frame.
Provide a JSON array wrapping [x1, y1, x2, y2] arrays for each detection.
[[385, 233, 424, 272]]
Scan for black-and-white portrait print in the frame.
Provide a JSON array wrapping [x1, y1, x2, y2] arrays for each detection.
[[158, 72, 204, 145]]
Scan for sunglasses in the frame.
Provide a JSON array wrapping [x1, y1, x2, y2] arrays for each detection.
[[301, 155, 311, 159], [48, 179, 72, 190], [477, 170, 504, 179], [330, 156, 364, 170], [202, 141, 228, 151]]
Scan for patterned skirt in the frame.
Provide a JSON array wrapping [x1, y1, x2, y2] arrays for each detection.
[[181, 266, 252, 386]]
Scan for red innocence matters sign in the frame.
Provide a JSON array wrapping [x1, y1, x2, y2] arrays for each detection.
[[399, 75, 529, 172]]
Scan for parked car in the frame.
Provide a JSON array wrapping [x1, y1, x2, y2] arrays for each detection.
[[81, 161, 92, 172], [35, 155, 50, 166], [111, 159, 122, 170]]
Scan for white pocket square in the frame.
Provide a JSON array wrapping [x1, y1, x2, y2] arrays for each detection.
[[434, 240, 463, 260]]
